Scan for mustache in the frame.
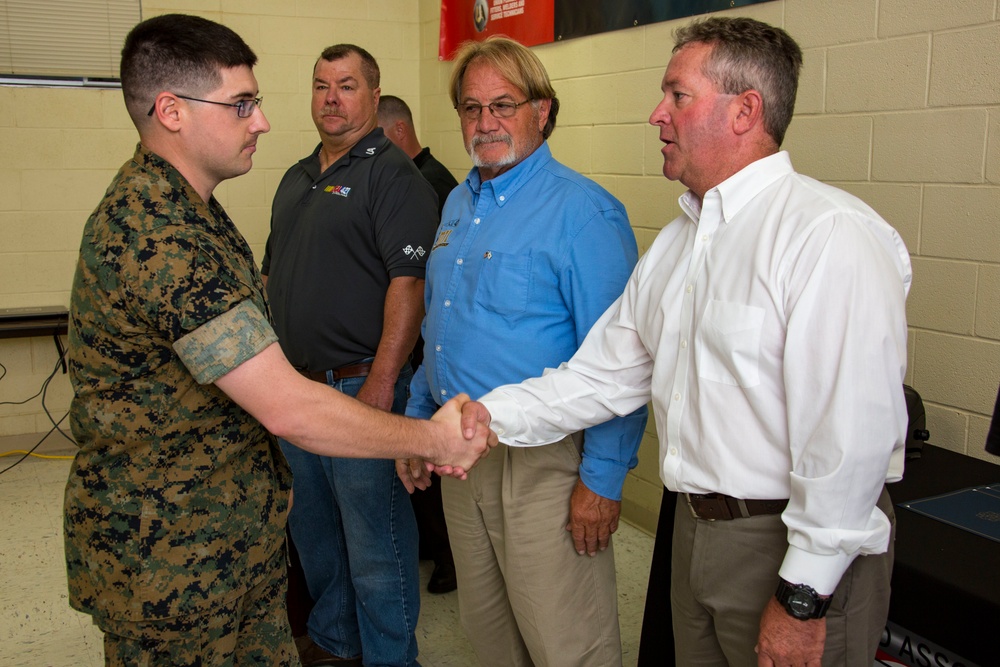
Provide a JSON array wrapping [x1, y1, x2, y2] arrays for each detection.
[[471, 133, 513, 148], [320, 108, 346, 117]]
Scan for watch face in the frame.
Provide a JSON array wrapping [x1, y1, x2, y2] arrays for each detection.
[[788, 591, 816, 617]]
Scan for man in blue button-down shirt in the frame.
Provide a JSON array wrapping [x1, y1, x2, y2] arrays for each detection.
[[402, 36, 647, 667]]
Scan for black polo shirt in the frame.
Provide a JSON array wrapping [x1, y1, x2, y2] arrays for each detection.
[[263, 128, 438, 370], [414, 147, 459, 217]]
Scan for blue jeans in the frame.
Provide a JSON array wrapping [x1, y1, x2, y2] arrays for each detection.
[[280, 363, 420, 667]]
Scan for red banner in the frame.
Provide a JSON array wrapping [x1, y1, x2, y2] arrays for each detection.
[[439, 0, 776, 61], [439, 0, 555, 60]]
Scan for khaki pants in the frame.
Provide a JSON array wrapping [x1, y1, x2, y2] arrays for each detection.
[[99, 547, 298, 667], [671, 487, 894, 666], [442, 437, 622, 667]]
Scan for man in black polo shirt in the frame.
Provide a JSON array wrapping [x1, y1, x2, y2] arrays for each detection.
[[377, 94, 459, 596], [378, 94, 459, 217], [262, 44, 438, 667]]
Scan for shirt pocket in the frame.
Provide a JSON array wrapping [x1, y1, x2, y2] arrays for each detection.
[[474, 251, 531, 318], [696, 299, 764, 388]]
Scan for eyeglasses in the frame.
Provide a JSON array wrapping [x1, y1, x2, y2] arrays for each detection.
[[146, 95, 264, 118], [456, 99, 532, 121]]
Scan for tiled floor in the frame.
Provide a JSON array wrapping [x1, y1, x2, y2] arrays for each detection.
[[0, 433, 655, 667]]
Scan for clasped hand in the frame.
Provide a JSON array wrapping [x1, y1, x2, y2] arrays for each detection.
[[400, 395, 496, 487]]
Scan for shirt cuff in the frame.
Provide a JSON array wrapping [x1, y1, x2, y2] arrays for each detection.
[[579, 456, 629, 501], [480, 393, 564, 448], [174, 300, 278, 385], [778, 544, 855, 596]]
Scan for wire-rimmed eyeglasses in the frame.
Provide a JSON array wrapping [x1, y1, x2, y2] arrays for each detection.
[[456, 99, 532, 121], [146, 95, 264, 118]]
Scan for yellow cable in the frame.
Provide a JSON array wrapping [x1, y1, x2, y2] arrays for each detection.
[[0, 449, 74, 460]]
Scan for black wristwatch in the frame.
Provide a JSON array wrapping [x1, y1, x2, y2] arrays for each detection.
[[774, 579, 832, 620]]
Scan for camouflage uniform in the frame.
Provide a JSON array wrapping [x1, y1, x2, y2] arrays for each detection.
[[65, 144, 294, 660]]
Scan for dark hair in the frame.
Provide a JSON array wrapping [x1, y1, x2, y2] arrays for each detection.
[[121, 14, 257, 125], [378, 95, 413, 125], [317, 44, 380, 89], [674, 17, 802, 146], [449, 36, 559, 140]]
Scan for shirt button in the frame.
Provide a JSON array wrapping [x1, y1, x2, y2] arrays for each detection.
[[702, 235, 709, 242], [440, 389, 448, 396], [496, 428, 506, 436], [686, 285, 693, 294], [457, 258, 463, 265], [435, 345, 442, 352], [474, 217, 481, 224], [444, 300, 451, 307], [670, 447, 678, 456], [499, 195, 505, 201], [674, 393, 681, 401], [680, 339, 688, 348]]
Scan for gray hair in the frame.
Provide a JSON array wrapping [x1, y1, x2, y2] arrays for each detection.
[[674, 17, 802, 146]]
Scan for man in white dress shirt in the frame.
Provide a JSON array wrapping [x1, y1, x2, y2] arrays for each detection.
[[458, 16, 912, 666]]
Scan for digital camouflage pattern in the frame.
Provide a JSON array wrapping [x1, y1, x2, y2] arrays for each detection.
[[99, 548, 299, 667], [65, 144, 292, 622]]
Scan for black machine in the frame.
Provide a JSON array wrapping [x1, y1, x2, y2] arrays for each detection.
[[902, 384, 930, 459]]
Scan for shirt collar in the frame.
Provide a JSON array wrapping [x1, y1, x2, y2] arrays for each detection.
[[463, 141, 552, 206], [135, 143, 194, 195], [134, 143, 213, 208], [302, 127, 392, 176], [132, 143, 227, 224], [679, 151, 793, 225], [413, 146, 432, 168], [347, 126, 391, 158]]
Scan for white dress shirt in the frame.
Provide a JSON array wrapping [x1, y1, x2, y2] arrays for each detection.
[[480, 151, 912, 594]]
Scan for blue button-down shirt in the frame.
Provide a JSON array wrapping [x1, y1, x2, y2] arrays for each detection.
[[406, 142, 647, 499]]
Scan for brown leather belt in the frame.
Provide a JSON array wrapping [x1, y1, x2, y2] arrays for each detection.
[[298, 362, 373, 383], [685, 492, 788, 521]]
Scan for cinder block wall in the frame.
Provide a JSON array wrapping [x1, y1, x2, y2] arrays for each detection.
[[415, 0, 1000, 532], [2, 0, 997, 533], [0, 0, 426, 438]]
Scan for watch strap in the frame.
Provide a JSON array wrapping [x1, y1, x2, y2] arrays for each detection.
[[775, 579, 832, 620]]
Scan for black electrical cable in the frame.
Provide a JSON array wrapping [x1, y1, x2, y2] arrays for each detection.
[[0, 345, 75, 476]]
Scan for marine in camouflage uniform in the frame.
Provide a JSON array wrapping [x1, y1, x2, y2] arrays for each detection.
[[62, 12, 497, 667], [65, 143, 296, 666]]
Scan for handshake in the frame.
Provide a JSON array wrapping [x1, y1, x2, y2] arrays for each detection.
[[400, 395, 497, 491]]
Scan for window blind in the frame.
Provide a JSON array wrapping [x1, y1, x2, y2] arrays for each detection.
[[0, 0, 141, 79]]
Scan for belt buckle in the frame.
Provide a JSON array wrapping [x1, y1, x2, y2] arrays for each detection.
[[685, 493, 733, 521]]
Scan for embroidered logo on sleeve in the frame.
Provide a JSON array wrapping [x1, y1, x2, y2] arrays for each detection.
[[324, 185, 351, 197], [404, 245, 426, 260]]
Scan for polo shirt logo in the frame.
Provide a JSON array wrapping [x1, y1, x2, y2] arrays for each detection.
[[324, 185, 351, 197], [404, 244, 426, 260]]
